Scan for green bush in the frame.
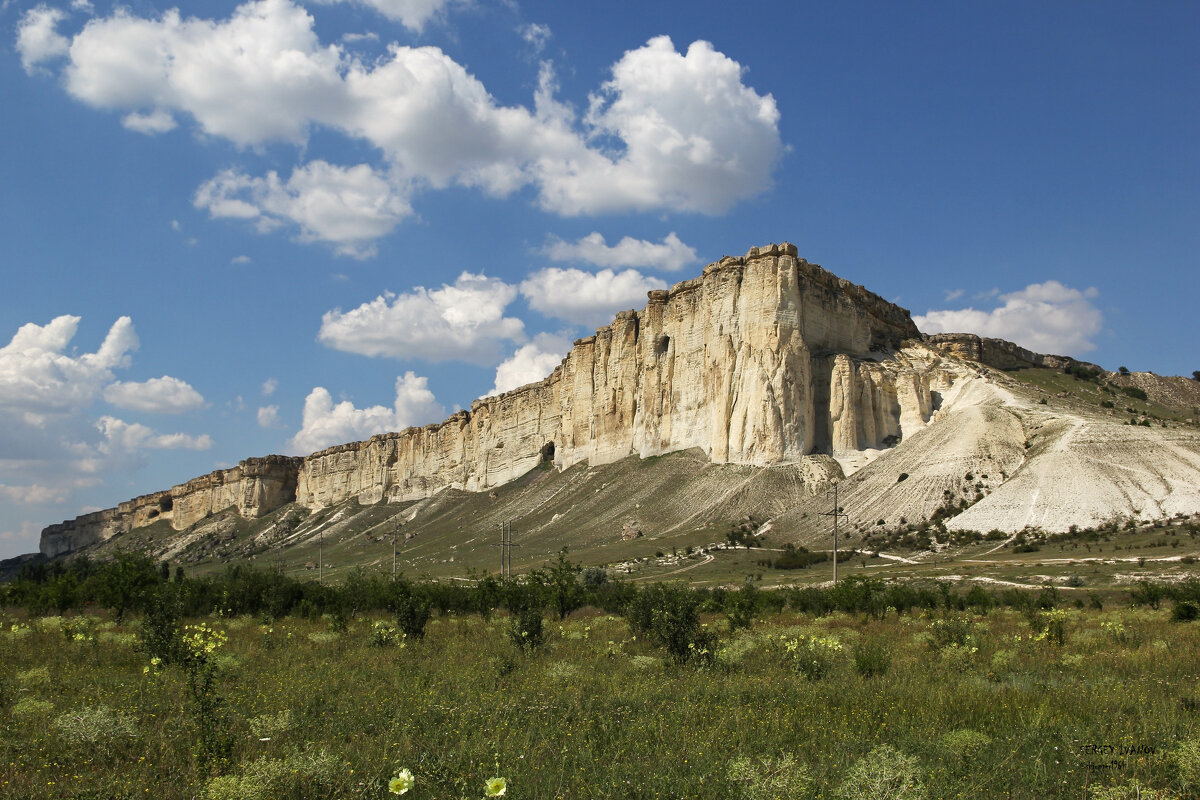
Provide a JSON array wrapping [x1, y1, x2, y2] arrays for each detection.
[[390, 581, 432, 640], [626, 583, 715, 665], [1172, 601, 1199, 623], [508, 605, 546, 653], [782, 634, 843, 681], [938, 728, 992, 764], [852, 638, 892, 678]]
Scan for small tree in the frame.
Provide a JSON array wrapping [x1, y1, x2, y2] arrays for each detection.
[[544, 549, 584, 621], [625, 583, 715, 664], [1192, 370, 1200, 382]]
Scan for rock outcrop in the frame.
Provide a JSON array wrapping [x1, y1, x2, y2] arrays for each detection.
[[38, 243, 958, 557], [925, 332, 1102, 374], [40, 456, 302, 557]]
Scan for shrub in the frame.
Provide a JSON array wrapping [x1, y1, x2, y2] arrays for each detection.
[[834, 744, 927, 800], [1174, 737, 1200, 792], [1100, 620, 1129, 645], [138, 586, 186, 666], [368, 620, 403, 647], [12, 696, 53, 720], [726, 583, 758, 631], [17, 665, 52, 690], [928, 615, 978, 649], [626, 583, 715, 665], [939, 729, 992, 764], [508, 605, 546, 653], [852, 638, 892, 678], [1172, 601, 1199, 623], [963, 585, 994, 614], [391, 582, 432, 640], [773, 545, 825, 570], [1131, 581, 1165, 610], [205, 748, 343, 800], [248, 709, 295, 740], [781, 634, 843, 681], [53, 705, 138, 756], [1123, 386, 1148, 401], [727, 754, 814, 799], [503, 582, 547, 653], [1031, 609, 1070, 646]]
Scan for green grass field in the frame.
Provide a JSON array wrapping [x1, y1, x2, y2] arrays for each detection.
[[2, 598, 1198, 799]]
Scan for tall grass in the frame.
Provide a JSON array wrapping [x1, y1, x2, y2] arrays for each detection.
[[1, 601, 1197, 798]]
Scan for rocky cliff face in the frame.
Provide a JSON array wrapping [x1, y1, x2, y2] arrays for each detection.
[[294, 243, 934, 509], [40, 456, 302, 557], [42, 243, 954, 557]]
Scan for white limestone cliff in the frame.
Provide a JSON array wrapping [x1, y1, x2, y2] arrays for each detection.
[[40, 243, 957, 556]]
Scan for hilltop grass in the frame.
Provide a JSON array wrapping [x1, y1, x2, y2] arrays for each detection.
[[2, 601, 1198, 799], [1004, 367, 1196, 426]]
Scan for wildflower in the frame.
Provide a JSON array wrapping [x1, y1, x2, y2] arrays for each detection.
[[484, 776, 507, 797], [389, 768, 415, 795]]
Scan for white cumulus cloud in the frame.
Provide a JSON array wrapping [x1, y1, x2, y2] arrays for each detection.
[[536, 36, 782, 215], [96, 416, 213, 453], [311, 0, 458, 31], [520, 267, 666, 328], [103, 376, 206, 414], [543, 231, 697, 272], [0, 315, 210, 517], [16, 6, 70, 73], [195, 161, 412, 258], [318, 272, 525, 364], [489, 333, 572, 397], [519, 22, 551, 53], [914, 280, 1103, 355], [28, 2, 781, 254], [122, 108, 177, 134], [0, 315, 137, 414], [257, 405, 281, 428], [0, 484, 72, 505], [288, 371, 444, 454]]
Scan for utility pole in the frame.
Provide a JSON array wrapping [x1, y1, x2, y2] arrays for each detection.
[[392, 529, 398, 579], [319, 529, 324, 583], [820, 482, 849, 584], [492, 521, 521, 577]]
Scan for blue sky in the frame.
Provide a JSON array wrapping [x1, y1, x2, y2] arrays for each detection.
[[1, 0, 1197, 557]]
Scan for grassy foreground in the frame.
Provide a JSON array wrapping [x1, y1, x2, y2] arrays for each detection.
[[2, 599, 1199, 800]]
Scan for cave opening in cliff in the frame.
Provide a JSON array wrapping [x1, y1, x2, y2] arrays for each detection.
[[540, 442, 555, 464], [159, 496, 173, 512], [655, 335, 670, 356]]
